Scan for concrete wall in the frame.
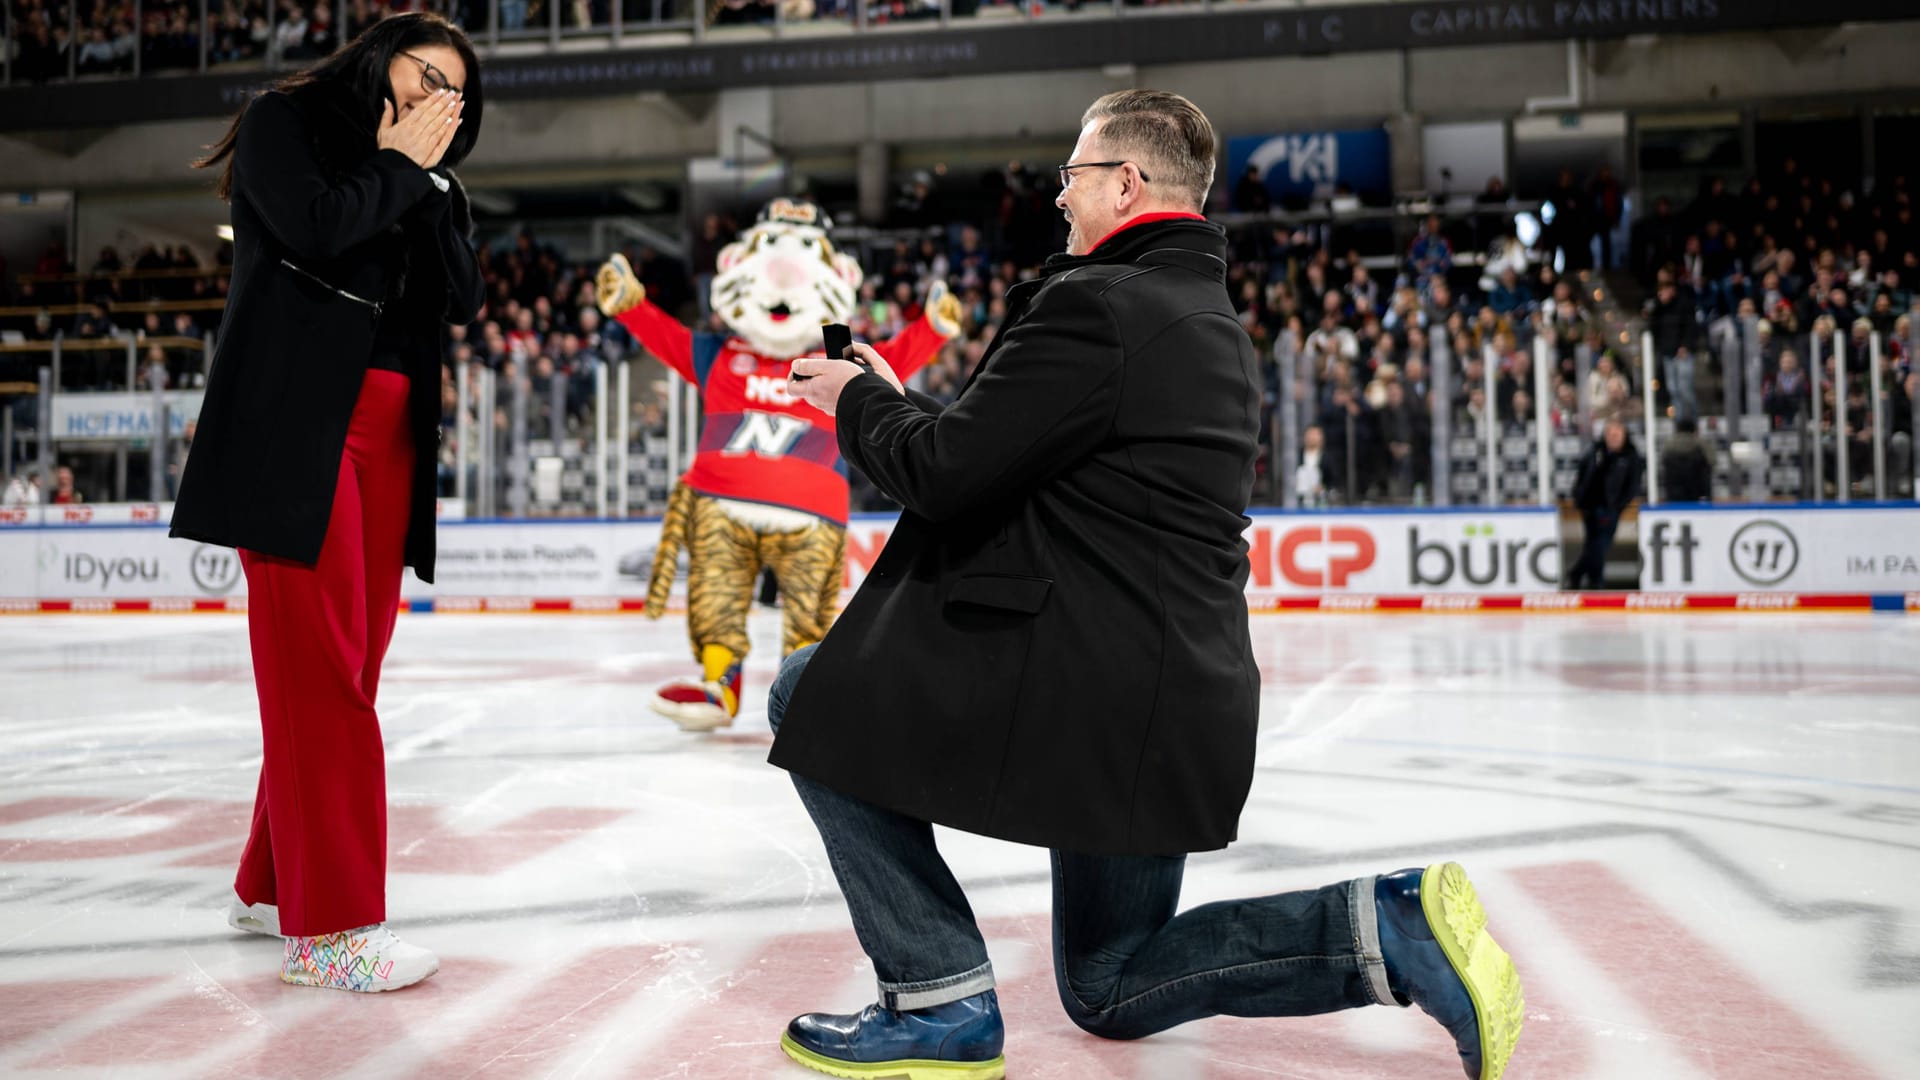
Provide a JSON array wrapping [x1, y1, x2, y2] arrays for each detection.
[[2, 118, 232, 195], [74, 193, 225, 269]]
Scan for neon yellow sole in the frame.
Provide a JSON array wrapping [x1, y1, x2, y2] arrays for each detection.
[[1421, 862, 1525, 1080], [778, 1033, 1006, 1080]]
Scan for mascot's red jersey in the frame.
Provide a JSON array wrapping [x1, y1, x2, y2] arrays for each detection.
[[611, 200, 953, 526], [615, 307, 947, 526]]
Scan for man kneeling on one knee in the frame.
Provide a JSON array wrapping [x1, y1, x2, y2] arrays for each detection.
[[770, 89, 1526, 1080]]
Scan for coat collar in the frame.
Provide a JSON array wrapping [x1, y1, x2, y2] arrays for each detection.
[[958, 218, 1228, 400], [1037, 216, 1230, 284], [1083, 211, 1206, 255], [283, 82, 381, 167]]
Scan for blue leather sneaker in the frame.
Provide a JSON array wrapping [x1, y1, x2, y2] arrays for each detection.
[[1376, 863, 1524, 1080], [779, 989, 1006, 1080]]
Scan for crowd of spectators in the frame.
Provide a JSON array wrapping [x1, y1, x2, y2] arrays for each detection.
[[0, 166, 1677, 510], [4, 0, 476, 79], [2, 239, 229, 317], [1632, 161, 1916, 496], [11, 152, 1917, 507], [1268, 206, 1614, 507], [0, 239, 230, 426], [9, 0, 207, 80], [4, 0, 1115, 82]]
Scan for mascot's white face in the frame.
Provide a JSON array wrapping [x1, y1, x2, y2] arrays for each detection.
[[711, 199, 864, 360]]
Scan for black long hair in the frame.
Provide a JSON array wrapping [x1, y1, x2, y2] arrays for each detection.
[[195, 13, 484, 200]]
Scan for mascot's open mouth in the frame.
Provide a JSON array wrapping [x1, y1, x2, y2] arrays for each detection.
[[767, 303, 793, 322]]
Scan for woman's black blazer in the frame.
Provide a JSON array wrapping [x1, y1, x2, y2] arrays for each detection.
[[171, 84, 483, 582]]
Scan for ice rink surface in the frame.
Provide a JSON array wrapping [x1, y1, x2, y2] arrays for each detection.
[[2, 610, 1917, 1079]]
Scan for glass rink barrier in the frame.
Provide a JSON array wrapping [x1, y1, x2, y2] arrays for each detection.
[[1271, 294, 1918, 514], [7, 252, 1917, 612]]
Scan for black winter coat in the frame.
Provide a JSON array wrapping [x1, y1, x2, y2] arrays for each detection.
[[1574, 440, 1644, 523], [1646, 292, 1701, 360], [1660, 433, 1714, 502], [769, 219, 1262, 856], [170, 85, 484, 581]]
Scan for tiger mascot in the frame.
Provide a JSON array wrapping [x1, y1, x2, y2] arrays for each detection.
[[596, 198, 959, 731]]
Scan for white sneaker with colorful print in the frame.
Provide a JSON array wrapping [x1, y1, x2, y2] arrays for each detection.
[[281, 924, 439, 992]]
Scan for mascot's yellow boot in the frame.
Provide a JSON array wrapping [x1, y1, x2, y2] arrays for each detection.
[[651, 644, 742, 733]]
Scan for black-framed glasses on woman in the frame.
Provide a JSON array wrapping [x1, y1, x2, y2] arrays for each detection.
[[400, 52, 461, 95], [1058, 161, 1150, 189]]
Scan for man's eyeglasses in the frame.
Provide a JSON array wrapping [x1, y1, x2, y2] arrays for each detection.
[[400, 51, 461, 96], [1058, 161, 1150, 189]]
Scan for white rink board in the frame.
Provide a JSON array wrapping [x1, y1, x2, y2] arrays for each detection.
[[1243, 511, 1562, 598], [1637, 506, 1920, 592], [5, 506, 1919, 606]]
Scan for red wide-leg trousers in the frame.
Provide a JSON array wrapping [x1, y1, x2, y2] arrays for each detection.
[[234, 370, 413, 938]]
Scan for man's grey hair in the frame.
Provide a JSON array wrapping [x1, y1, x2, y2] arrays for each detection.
[[1081, 90, 1217, 211]]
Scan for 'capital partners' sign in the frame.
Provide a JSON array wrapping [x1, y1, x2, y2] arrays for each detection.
[[1405, 0, 1725, 41]]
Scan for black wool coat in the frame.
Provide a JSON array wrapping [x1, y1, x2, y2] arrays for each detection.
[[769, 219, 1263, 856], [1574, 441, 1645, 523], [170, 84, 484, 581]]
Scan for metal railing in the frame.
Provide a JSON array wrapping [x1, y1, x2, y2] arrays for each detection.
[[11, 276, 1904, 511], [1264, 297, 1916, 514], [2, 333, 212, 502], [444, 355, 697, 520]]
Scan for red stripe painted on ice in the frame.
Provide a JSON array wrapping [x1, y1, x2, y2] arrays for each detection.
[[1510, 860, 1880, 1079], [434, 946, 672, 1074], [976, 914, 1164, 1080], [212, 959, 508, 1078], [169, 804, 631, 873], [387, 805, 631, 875], [1, 797, 247, 861], [29, 983, 267, 1068], [0, 979, 144, 1050], [0, 796, 112, 826], [646, 927, 871, 1074]]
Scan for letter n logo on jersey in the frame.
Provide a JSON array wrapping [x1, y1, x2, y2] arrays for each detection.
[[724, 412, 811, 457]]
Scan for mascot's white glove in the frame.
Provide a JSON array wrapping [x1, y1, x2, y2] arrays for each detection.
[[596, 253, 646, 318], [926, 280, 963, 339]]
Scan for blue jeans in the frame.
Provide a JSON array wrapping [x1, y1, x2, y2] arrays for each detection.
[[1566, 512, 1618, 590], [769, 646, 1392, 1035], [1666, 354, 1698, 421]]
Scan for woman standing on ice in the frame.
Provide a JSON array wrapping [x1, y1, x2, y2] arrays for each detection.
[[169, 12, 484, 992]]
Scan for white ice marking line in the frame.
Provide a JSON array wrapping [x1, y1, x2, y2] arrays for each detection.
[[1809, 718, 1920, 736], [0, 768, 231, 856], [0, 906, 83, 950], [185, 952, 269, 1031], [1202, 1055, 1300, 1078], [1257, 659, 1373, 765], [386, 694, 489, 764], [2, 706, 229, 746], [395, 769, 526, 859]]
